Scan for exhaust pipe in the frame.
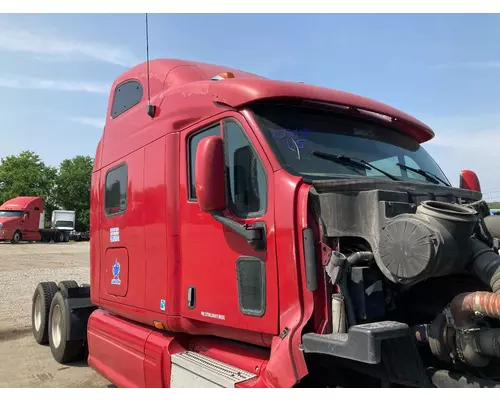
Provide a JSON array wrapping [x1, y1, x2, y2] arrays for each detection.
[[449, 291, 500, 367], [450, 291, 500, 329]]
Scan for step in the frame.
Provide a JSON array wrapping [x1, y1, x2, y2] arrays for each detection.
[[170, 351, 257, 388]]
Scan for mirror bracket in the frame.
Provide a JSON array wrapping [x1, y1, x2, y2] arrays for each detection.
[[210, 211, 266, 251]]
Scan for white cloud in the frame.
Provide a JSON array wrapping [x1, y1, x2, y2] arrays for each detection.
[[70, 117, 105, 129], [430, 61, 500, 70], [0, 28, 139, 67], [0, 76, 110, 94], [422, 114, 500, 198]]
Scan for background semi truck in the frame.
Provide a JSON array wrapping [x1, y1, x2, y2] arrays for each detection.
[[31, 59, 500, 388], [0, 196, 75, 243]]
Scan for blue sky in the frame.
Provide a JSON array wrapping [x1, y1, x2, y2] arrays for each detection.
[[1, 13, 500, 198]]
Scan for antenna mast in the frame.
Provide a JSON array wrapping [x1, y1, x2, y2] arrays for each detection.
[[145, 13, 156, 118]]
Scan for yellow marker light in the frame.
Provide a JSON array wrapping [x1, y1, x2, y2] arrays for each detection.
[[153, 320, 165, 330], [211, 72, 235, 81], [219, 72, 234, 79]]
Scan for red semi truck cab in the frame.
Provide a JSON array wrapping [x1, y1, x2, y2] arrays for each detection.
[[31, 59, 500, 388], [0, 196, 75, 243], [0, 196, 44, 243]]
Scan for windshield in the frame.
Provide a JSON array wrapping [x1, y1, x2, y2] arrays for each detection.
[[0, 210, 23, 218], [55, 221, 74, 228], [249, 103, 450, 185]]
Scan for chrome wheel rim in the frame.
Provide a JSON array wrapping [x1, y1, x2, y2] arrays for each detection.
[[34, 295, 42, 331], [51, 304, 62, 348]]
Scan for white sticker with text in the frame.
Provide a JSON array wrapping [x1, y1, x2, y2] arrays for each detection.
[[201, 311, 225, 320], [110, 227, 120, 243]]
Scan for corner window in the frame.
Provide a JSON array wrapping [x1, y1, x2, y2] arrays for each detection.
[[188, 124, 221, 199], [224, 120, 267, 217], [111, 80, 143, 118], [365, 156, 401, 178], [105, 163, 128, 216]]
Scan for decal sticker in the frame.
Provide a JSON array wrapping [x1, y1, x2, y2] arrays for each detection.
[[111, 259, 121, 285], [201, 311, 225, 320], [110, 227, 120, 243], [160, 299, 166, 311]]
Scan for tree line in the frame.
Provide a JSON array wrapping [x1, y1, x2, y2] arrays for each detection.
[[0, 151, 93, 231]]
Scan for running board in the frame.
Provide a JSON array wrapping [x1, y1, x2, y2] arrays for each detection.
[[170, 351, 257, 388]]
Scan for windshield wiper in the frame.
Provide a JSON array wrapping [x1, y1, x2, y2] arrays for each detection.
[[396, 163, 451, 187], [312, 151, 401, 181]]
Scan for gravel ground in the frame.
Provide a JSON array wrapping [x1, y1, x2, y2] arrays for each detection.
[[0, 241, 110, 388]]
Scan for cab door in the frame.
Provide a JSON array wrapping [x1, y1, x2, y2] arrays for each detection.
[[21, 208, 38, 240], [179, 112, 279, 336]]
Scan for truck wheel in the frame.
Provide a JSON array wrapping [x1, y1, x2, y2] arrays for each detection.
[[11, 230, 21, 244], [58, 280, 79, 298], [48, 291, 85, 363], [56, 231, 64, 243], [32, 282, 59, 345]]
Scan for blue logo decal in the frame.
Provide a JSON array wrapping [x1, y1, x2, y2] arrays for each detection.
[[111, 259, 121, 285], [160, 299, 166, 311]]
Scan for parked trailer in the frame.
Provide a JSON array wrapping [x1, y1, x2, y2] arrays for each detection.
[[0, 196, 75, 243], [31, 59, 500, 388]]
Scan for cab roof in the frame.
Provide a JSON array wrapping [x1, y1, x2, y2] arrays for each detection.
[[0, 196, 42, 210], [108, 58, 434, 142]]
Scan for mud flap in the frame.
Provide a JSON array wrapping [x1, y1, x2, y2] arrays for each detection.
[[65, 286, 97, 342]]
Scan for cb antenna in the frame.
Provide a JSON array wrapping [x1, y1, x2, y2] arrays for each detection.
[[145, 13, 156, 118]]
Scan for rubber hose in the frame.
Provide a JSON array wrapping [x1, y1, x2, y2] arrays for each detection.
[[428, 368, 500, 388], [346, 251, 374, 266], [470, 238, 500, 293]]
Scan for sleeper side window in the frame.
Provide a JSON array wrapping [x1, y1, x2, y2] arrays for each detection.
[[224, 120, 267, 217], [111, 80, 143, 118], [188, 124, 221, 200], [105, 163, 128, 216]]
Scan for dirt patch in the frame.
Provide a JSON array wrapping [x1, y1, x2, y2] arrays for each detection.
[[0, 242, 109, 387]]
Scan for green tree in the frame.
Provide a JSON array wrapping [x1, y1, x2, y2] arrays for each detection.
[[54, 156, 94, 231], [488, 202, 500, 210], [0, 151, 57, 208]]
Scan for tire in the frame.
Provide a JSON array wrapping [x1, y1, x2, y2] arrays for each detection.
[[32, 282, 59, 344], [11, 230, 21, 244], [56, 231, 64, 243], [58, 280, 79, 298], [48, 291, 85, 363]]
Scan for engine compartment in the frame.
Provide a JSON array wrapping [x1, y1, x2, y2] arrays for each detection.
[[303, 179, 500, 387]]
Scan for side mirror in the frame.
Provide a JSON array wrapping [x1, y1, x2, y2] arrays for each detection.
[[195, 136, 227, 212], [194, 135, 266, 251], [459, 170, 481, 192]]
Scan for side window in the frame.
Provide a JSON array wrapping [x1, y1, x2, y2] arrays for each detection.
[[105, 163, 128, 216], [224, 120, 267, 217], [188, 124, 221, 199], [111, 80, 143, 119]]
